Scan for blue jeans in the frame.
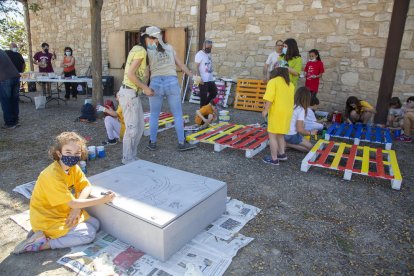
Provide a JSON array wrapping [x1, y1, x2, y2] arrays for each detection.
[[0, 77, 20, 126], [149, 76, 185, 143]]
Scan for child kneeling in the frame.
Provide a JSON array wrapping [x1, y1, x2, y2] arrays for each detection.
[[285, 87, 318, 152], [195, 98, 219, 127], [13, 132, 115, 254]]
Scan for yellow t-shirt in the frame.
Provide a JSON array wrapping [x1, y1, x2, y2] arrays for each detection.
[[30, 161, 91, 239], [263, 77, 295, 134], [116, 105, 126, 139], [123, 45, 147, 93], [360, 100, 373, 111], [195, 104, 214, 125]]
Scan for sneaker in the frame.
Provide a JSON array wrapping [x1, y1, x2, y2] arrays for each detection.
[[146, 141, 157, 150], [177, 142, 197, 151], [1, 124, 17, 129], [262, 155, 279, 165], [397, 135, 412, 142], [277, 153, 288, 161], [13, 231, 48, 254], [102, 139, 118, 146]]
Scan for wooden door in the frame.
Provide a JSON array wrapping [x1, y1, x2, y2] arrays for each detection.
[[107, 31, 126, 91]]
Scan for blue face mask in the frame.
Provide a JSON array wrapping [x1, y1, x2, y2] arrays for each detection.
[[147, 42, 157, 50], [282, 47, 287, 55], [61, 155, 80, 167]]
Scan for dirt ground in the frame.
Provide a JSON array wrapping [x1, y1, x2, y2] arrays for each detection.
[[0, 92, 413, 275]]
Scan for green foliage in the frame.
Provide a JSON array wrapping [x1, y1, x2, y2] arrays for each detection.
[[0, 18, 27, 55]]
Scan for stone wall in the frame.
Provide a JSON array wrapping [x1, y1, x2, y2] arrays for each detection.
[[28, 0, 413, 111]]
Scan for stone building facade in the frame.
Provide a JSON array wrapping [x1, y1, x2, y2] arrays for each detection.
[[28, 0, 413, 111]]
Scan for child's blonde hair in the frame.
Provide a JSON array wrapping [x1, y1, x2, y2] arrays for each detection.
[[49, 132, 88, 161]]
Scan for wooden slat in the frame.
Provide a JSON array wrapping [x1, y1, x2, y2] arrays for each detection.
[[361, 146, 370, 175], [331, 142, 346, 169], [375, 148, 385, 177]]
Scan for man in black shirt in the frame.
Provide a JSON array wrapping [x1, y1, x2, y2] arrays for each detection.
[[5, 43, 25, 73]]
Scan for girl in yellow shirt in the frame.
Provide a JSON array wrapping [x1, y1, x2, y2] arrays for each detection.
[[262, 67, 295, 165], [345, 96, 376, 124], [13, 132, 115, 254]]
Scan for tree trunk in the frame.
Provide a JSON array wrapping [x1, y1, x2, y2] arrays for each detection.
[[90, 0, 103, 105], [22, 0, 33, 71]]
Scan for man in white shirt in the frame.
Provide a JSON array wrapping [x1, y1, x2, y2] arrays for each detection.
[[263, 40, 284, 83], [195, 40, 217, 107]]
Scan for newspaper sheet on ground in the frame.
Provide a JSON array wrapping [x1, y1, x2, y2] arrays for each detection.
[[9, 209, 31, 232], [12, 180, 36, 199], [206, 199, 261, 240]]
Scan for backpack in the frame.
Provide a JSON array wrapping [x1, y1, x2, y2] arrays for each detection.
[[79, 103, 96, 122]]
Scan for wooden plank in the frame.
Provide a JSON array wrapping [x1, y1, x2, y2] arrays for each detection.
[[361, 146, 370, 175], [331, 142, 346, 169], [314, 141, 335, 167], [375, 148, 385, 178], [344, 144, 358, 171]]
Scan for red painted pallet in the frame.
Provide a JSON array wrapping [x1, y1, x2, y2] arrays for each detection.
[[301, 140, 402, 190], [186, 123, 268, 158]]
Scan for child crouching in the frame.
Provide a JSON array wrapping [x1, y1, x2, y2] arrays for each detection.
[[195, 98, 219, 127], [13, 132, 115, 254]]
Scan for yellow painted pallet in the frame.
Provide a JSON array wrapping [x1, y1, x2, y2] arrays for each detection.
[[143, 113, 190, 136], [301, 139, 402, 190], [234, 79, 266, 112]]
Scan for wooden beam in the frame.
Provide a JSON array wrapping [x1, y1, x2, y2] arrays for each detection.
[[374, 0, 410, 124], [198, 0, 207, 51]]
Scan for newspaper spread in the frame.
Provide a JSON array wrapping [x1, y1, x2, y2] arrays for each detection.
[[56, 199, 258, 276], [10, 183, 259, 276], [12, 180, 36, 199]]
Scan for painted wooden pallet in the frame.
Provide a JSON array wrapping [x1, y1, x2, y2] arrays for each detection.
[[186, 123, 269, 158], [143, 112, 190, 136], [301, 140, 402, 190], [234, 79, 266, 112], [325, 123, 392, 150]]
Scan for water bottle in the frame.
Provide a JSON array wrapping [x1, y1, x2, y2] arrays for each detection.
[[79, 161, 87, 174]]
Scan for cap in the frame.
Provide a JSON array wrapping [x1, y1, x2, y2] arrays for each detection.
[[141, 26, 162, 40]]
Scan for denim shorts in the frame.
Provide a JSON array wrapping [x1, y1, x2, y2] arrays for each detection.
[[284, 133, 303, 144]]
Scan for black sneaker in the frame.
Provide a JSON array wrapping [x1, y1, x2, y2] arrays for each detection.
[[102, 139, 117, 146], [1, 124, 17, 129], [147, 141, 157, 150], [262, 155, 279, 165], [277, 153, 288, 161], [177, 142, 197, 151]]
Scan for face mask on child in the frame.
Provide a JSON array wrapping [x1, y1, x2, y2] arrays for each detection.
[[147, 41, 157, 50], [65, 51, 72, 56], [61, 155, 80, 167], [12, 47, 18, 52], [282, 47, 287, 55], [309, 58, 316, 62]]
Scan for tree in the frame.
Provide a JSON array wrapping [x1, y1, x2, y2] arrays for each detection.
[[90, 0, 104, 105], [0, 18, 27, 55], [0, 0, 42, 71]]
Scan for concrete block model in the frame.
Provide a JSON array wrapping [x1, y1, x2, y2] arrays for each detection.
[[87, 160, 227, 261]]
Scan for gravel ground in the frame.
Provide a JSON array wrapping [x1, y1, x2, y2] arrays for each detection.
[[0, 93, 413, 275]]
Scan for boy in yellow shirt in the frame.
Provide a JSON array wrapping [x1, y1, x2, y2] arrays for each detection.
[[13, 132, 116, 254], [195, 98, 219, 126]]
